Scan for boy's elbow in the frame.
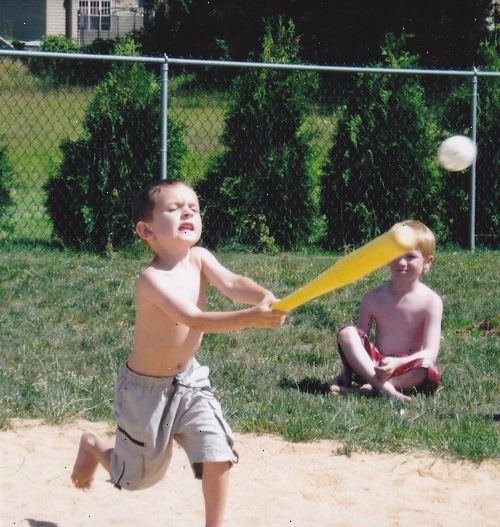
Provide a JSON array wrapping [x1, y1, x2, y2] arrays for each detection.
[[177, 308, 206, 331], [179, 311, 227, 333], [187, 317, 210, 332]]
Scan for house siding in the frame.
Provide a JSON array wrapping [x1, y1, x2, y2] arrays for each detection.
[[46, 0, 67, 37], [0, 0, 46, 42], [115, 0, 143, 11], [66, 0, 77, 41], [76, 0, 144, 46], [0, 0, 143, 46]]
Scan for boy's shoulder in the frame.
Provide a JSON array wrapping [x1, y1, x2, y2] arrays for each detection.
[[144, 247, 209, 281], [417, 281, 443, 305], [190, 245, 209, 259], [364, 281, 442, 304], [136, 263, 162, 292], [363, 281, 391, 300]]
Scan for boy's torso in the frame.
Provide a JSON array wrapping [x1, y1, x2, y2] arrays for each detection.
[[129, 249, 207, 376], [370, 282, 435, 356]]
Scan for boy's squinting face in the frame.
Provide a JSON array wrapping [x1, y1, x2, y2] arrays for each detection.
[[148, 184, 202, 246], [388, 248, 433, 279]]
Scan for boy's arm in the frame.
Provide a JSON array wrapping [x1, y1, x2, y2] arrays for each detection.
[[199, 248, 276, 306], [139, 270, 285, 333], [404, 293, 443, 363], [356, 291, 375, 335]]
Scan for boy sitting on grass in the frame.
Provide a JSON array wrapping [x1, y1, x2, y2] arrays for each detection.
[[330, 220, 442, 402], [71, 179, 286, 527]]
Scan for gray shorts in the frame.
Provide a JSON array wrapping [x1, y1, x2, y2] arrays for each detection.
[[109, 358, 238, 491]]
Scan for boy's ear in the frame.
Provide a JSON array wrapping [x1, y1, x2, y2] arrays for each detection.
[[136, 221, 154, 241], [423, 255, 434, 273]]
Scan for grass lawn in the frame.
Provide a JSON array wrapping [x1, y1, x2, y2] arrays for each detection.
[[0, 58, 94, 239], [1, 241, 498, 462]]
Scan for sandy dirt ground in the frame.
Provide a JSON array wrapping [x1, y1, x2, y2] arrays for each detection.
[[1, 419, 499, 527]]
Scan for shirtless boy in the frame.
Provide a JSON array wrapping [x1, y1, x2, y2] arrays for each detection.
[[330, 220, 442, 401], [71, 179, 286, 527]]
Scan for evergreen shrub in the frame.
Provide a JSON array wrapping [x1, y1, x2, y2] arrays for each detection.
[[320, 34, 445, 249], [197, 18, 319, 252], [44, 38, 187, 251], [27, 35, 127, 87]]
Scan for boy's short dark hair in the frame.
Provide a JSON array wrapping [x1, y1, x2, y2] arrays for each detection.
[[132, 179, 191, 224]]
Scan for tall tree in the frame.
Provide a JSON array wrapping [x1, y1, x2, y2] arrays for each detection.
[[140, 0, 495, 68]]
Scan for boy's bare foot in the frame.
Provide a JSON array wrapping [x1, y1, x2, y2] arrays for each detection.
[[330, 384, 360, 395], [329, 370, 352, 395], [330, 383, 376, 396], [71, 432, 99, 490], [378, 382, 411, 402], [330, 380, 410, 401]]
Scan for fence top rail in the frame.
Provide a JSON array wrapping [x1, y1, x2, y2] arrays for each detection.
[[1, 49, 499, 77], [0, 49, 164, 64], [167, 57, 500, 77]]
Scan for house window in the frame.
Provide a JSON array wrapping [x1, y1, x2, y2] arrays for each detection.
[[78, 1, 111, 31]]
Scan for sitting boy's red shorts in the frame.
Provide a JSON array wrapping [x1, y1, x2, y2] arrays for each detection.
[[338, 328, 441, 394]]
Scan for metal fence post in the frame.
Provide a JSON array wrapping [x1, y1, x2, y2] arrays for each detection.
[[160, 55, 169, 180], [469, 68, 478, 251]]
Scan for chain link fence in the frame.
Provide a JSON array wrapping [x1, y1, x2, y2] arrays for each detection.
[[0, 49, 498, 250]]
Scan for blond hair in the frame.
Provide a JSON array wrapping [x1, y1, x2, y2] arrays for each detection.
[[400, 220, 436, 258]]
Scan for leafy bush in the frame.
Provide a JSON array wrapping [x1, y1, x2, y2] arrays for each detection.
[[197, 18, 319, 252], [44, 38, 187, 251], [11, 39, 26, 50], [474, 40, 500, 248], [439, 37, 499, 248], [320, 34, 445, 249], [0, 145, 13, 235], [27, 35, 79, 85], [27, 35, 130, 87]]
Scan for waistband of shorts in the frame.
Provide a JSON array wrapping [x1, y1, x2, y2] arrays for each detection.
[[121, 361, 196, 388]]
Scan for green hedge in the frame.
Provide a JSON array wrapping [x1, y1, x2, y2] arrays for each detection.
[[44, 38, 187, 251]]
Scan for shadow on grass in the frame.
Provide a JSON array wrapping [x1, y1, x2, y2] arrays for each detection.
[[25, 519, 59, 527], [279, 376, 331, 395], [441, 412, 500, 421], [0, 237, 150, 258], [0, 238, 63, 251]]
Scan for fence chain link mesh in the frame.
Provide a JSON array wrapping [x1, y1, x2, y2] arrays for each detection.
[[0, 51, 498, 249]]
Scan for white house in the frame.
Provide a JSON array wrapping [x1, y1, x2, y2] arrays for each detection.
[[0, 0, 144, 47]]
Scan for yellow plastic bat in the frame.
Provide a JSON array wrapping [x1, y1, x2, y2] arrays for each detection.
[[272, 222, 417, 312]]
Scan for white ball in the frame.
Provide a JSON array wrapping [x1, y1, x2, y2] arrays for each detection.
[[437, 135, 477, 172]]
